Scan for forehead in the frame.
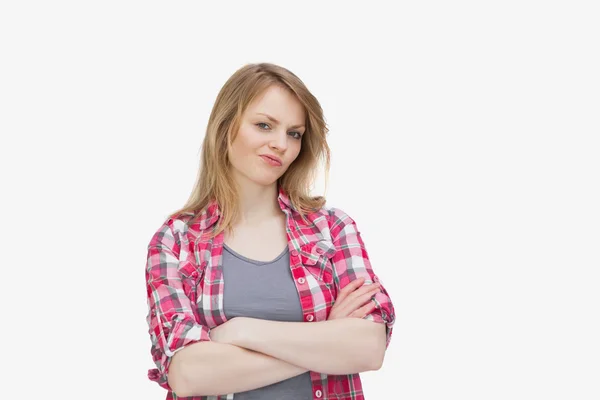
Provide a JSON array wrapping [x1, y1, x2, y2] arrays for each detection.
[[245, 85, 306, 123]]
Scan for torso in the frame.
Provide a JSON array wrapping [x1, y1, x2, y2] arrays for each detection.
[[223, 211, 288, 262]]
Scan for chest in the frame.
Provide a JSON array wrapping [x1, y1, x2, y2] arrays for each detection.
[[223, 215, 289, 262], [187, 217, 338, 327]]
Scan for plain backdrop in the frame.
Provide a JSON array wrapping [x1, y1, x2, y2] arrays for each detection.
[[1, 1, 599, 399]]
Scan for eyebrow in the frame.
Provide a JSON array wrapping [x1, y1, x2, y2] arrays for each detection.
[[257, 113, 305, 130]]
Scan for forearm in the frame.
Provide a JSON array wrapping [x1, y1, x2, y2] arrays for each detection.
[[233, 317, 386, 375], [169, 340, 308, 397]]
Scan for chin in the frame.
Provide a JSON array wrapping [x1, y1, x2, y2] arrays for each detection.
[[253, 178, 279, 187], [235, 164, 285, 187]]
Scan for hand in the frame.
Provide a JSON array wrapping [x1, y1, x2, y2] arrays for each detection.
[[328, 277, 381, 320], [209, 317, 243, 345]]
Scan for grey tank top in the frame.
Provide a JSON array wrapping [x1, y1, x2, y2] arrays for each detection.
[[221, 243, 313, 400]]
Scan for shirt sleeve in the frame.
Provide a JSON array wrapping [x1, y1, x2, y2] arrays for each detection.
[[145, 219, 212, 391], [329, 208, 396, 349]]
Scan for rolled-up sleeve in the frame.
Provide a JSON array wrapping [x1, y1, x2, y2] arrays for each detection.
[[145, 220, 211, 391], [329, 208, 396, 349]]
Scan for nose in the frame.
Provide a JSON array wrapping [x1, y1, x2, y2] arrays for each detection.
[[269, 129, 288, 152]]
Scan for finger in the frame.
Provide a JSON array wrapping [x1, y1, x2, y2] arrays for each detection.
[[332, 279, 374, 314], [338, 286, 379, 315], [350, 300, 377, 318], [336, 277, 365, 304], [334, 283, 379, 315], [333, 286, 379, 317], [342, 277, 365, 294], [344, 282, 380, 302]]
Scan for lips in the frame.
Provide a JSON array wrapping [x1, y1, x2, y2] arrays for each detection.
[[260, 154, 282, 166]]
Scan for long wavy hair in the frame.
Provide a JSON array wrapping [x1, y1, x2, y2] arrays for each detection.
[[169, 62, 331, 238]]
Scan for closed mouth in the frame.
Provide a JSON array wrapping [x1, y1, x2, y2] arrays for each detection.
[[260, 155, 282, 166]]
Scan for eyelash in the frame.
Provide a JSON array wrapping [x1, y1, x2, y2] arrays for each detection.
[[256, 122, 303, 140]]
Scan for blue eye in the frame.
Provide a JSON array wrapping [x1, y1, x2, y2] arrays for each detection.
[[257, 122, 302, 140], [256, 122, 270, 130]]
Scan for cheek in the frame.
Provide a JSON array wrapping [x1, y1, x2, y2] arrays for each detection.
[[229, 135, 247, 156], [228, 140, 248, 166], [232, 127, 259, 152]]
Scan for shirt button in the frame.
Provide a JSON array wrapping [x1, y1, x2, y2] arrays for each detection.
[[315, 389, 322, 398], [291, 250, 299, 257], [298, 277, 305, 284], [306, 314, 314, 322], [316, 247, 323, 254]]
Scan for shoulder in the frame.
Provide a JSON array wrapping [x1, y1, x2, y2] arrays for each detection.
[[295, 202, 358, 240], [148, 212, 197, 249], [298, 199, 354, 222], [323, 206, 360, 241], [323, 205, 355, 225]]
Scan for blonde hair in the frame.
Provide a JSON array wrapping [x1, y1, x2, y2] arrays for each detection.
[[169, 62, 331, 238]]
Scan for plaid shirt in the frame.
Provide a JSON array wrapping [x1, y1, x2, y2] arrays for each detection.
[[145, 187, 396, 399]]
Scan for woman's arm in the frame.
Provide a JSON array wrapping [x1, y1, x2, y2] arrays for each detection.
[[169, 340, 308, 397], [214, 317, 387, 375], [205, 208, 396, 375], [146, 220, 307, 397], [172, 276, 384, 396], [328, 208, 396, 349]]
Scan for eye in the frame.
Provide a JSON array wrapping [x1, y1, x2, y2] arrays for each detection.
[[256, 122, 270, 130], [257, 122, 302, 140]]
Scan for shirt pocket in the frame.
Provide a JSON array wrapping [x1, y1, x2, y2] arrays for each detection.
[[298, 239, 336, 286]]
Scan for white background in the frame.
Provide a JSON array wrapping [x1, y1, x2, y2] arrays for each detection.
[[1, 1, 599, 399]]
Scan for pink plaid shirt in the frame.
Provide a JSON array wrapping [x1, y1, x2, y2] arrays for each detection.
[[145, 187, 396, 399]]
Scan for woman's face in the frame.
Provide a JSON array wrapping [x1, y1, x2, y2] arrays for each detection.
[[228, 85, 306, 188]]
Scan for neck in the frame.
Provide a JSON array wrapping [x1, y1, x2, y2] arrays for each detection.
[[235, 182, 283, 225]]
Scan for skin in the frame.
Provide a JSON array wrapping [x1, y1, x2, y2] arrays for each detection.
[[166, 84, 386, 396], [213, 85, 386, 369], [227, 84, 306, 224]]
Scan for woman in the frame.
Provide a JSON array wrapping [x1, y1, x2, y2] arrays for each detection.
[[145, 63, 396, 399]]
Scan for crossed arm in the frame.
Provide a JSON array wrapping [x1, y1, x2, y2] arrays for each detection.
[[169, 275, 388, 397], [169, 317, 387, 397], [151, 209, 394, 397]]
